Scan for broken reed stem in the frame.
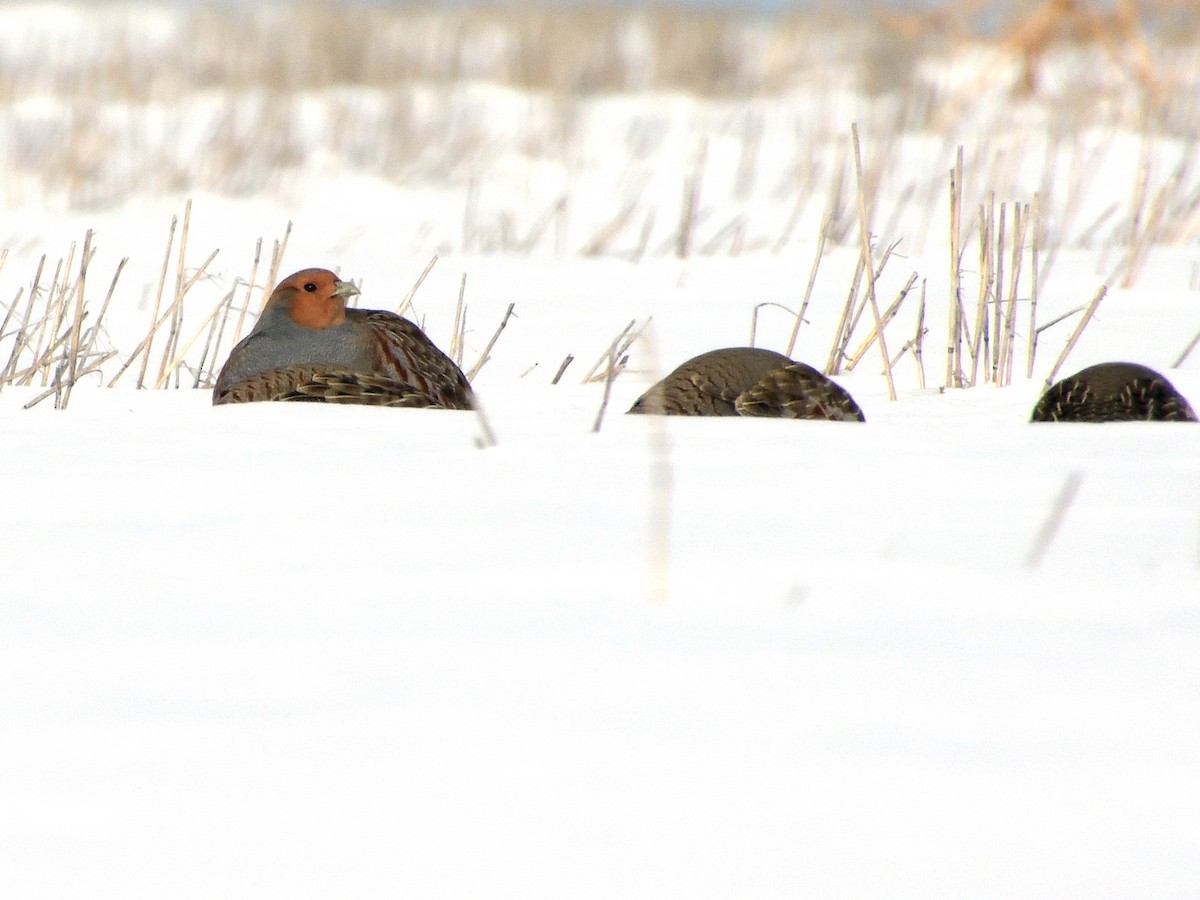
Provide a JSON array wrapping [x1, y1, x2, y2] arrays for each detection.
[[991, 203, 1007, 383], [1000, 202, 1029, 387], [155, 286, 237, 388], [551, 354, 574, 384], [231, 237, 262, 346], [1174, 327, 1200, 367], [1036, 305, 1087, 335], [193, 288, 236, 389], [1025, 471, 1083, 569], [824, 252, 864, 375], [22, 351, 118, 409], [449, 273, 467, 365], [31, 252, 70, 386], [0, 287, 21, 387], [1043, 285, 1107, 388], [27, 248, 94, 388], [58, 230, 94, 409], [2, 257, 44, 386], [591, 329, 628, 433], [845, 271, 918, 372], [784, 216, 829, 357], [947, 145, 963, 389], [258, 221, 293, 313], [467, 302, 516, 381], [77, 257, 127, 376], [969, 197, 994, 387], [582, 319, 635, 382], [914, 278, 927, 390], [1026, 194, 1040, 380], [109, 249, 218, 388], [157, 198, 194, 388], [137, 215, 177, 389], [396, 254, 438, 318], [749, 302, 797, 348], [849, 123, 896, 401], [837, 240, 900, 371]]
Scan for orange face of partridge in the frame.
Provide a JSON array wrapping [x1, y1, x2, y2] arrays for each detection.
[[270, 268, 360, 330]]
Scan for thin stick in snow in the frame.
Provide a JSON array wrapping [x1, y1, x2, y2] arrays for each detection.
[[467, 303, 516, 381], [914, 278, 927, 390], [1026, 194, 1041, 380], [396, 254, 438, 318], [136, 214, 177, 389], [844, 271, 918, 372], [1025, 472, 1083, 569], [449, 273, 467, 365], [850, 124, 896, 401], [551, 355, 574, 385], [784, 216, 828, 358], [947, 146, 963, 389], [258, 221, 293, 314], [1042, 285, 1107, 389], [591, 330, 628, 433]]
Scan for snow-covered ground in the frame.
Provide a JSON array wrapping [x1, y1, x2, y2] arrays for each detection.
[[2, 4, 1199, 897]]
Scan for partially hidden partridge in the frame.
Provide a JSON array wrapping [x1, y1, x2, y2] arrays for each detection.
[[628, 347, 865, 421], [213, 268, 474, 409], [1030, 361, 1197, 422]]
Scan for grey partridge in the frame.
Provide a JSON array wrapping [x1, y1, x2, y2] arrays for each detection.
[[1031, 362, 1197, 422], [213, 268, 474, 409], [628, 347, 865, 421]]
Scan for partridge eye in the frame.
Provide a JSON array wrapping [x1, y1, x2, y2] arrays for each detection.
[[303, 282, 318, 293]]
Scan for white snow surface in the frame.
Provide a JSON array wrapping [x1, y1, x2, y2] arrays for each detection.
[[2, 5, 1200, 898]]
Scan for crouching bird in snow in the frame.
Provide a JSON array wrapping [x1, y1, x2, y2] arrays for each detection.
[[213, 268, 474, 409], [628, 347, 865, 421], [1030, 362, 1197, 423]]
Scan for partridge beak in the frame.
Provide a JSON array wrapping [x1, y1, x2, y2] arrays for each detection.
[[333, 280, 361, 300]]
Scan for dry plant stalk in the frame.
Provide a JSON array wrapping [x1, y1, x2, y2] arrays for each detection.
[[1026, 194, 1041, 379], [449, 273, 467, 366], [991, 203, 1008, 383], [1025, 471, 1083, 570], [59, 230, 93, 409], [396, 255, 438, 318], [749, 302, 797, 348], [849, 124, 896, 401], [946, 145, 963, 389], [257, 221, 293, 314], [136, 214, 177, 389], [2, 257, 45, 387], [582, 319, 650, 383], [552, 355, 574, 384], [784, 218, 829, 358], [109, 248, 218, 388], [827, 241, 898, 376], [825, 253, 865, 375], [591, 323, 635, 433], [998, 202, 1030, 387], [845, 272, 918, 372], [914, 278, 927, 389], [969, 197, 994, 386], [156, 286, 239, 388], [467, 302, 516, 381], [1042, 284, 1107, 388], [230, 238, 263, 347], [1174, 328, 1200, 368]]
